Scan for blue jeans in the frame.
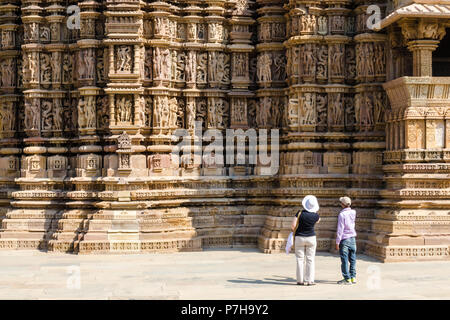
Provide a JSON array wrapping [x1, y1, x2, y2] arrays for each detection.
[[339, 237, 356, 280]]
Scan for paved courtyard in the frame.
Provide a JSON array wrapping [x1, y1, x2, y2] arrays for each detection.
[[0, 248, 448, 300]]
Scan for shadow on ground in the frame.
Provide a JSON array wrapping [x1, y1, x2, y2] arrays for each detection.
[[203, 247, 381, 263], [227, 275, 338, 286]]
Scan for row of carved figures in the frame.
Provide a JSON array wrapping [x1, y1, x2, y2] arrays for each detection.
[[0, 91, 387, 136], [15, 46, 289, 88], [288, 91, 387, 131]]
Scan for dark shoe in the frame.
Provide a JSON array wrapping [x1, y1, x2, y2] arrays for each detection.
[[337, 279, 352, 285], [296, 282, 304, 285]]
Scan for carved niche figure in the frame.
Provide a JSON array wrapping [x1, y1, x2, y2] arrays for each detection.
[[302, 43, 316, 76], [273, 53, 286, 81], [356, 43, 366, 77], [161, 97, 170, 128], [116, 45, 132, 73], [256, 97, 271, 127], [154, 17, 168, 37], [272, 23, 285, 39], [154, 47, 171, 80], [131, 96, 142, 126], [168, 97, 178, 128], [354, 93, 361, 126], [185, 50, 196, 83], [316, 45, 328, 79], [176, 52, 186, 81], [25, 99, 40, 130], [208, 23, 223, 42], [232, 98, 246, 124], [373, 92, 385, 124], [176, 98, 184, 128], [153, 96, 169, 128], [51, 52, 61, 83], [374, 43, 385, 76], [301, 15, 316, 33], [196, 53, 207, 83], [186, 99, 195, 130], [1, 30, 13, 48], [344, 96, 355, 128], [330, 44, 345, 77], [96, 49, 105, 82], [22, 52, 30, 83], [328, 93, 344, 127], [116, 96, 133, 123], [233, 53, 247, 78], [218, 53, 230, 84], [16, 59, 23, 87], [208, 51, 218, 83], [290, 16, 298, 36], [271, 97, 283, 127], [196, 98, 207, 128], [144, 96, 152, 127], [29, 22, 39, 41], [97, 95, 109, 129], [318, 16, 327, 35], [41, 100, 53, 131], [187, 23, 197, 40], [259, 23, 271, 42], [247, 99, 257, 128], [144, 48, 153, 80], [364, 43, 375, 76], [345, 46, 356, 79], [62, 53, 72, 83], [0, 58, 15, 87], [50, 23, 59, 41], [53, 99, 63, 131], [330, 16, 345, 34], [207, 98, 229, 129], [77, 51, 86, 80], [40, 53, 51, 83], [40, 26, 50, 42], [177, 23, 185, 39], [288, 99, 299, 127], [346, 16, 355, 35], [299, 93, 315, 125], [360, 93, 374, 130], [257, 53, 272, 83], [78, 97, 92, 129], [171, 50, 177, 81], [29, 52, 39, 83], [84, 49, 95, 79], [0, 102, 14, 132], [316, 94, 327, 130]]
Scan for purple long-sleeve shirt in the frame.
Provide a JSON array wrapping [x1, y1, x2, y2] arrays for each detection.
[[336, 207, 357, 245]]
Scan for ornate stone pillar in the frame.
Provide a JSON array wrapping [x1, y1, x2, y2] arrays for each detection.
[[0, 0, 21, 239], [368, 16, 450, 261]]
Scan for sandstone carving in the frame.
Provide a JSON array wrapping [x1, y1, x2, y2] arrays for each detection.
[[0, 0, 448, 262]]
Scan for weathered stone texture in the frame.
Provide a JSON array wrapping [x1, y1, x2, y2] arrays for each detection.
[[0, 0, 449, 261]]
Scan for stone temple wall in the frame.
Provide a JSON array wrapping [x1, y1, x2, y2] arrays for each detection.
[[0, 0, 449, 261]]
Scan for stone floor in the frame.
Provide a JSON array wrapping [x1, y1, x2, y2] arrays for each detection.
[[0, 248, 448, 300]]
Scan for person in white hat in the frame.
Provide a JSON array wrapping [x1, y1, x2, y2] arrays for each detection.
[[290, 195, 320, 286], [335, 196, 357, 285]]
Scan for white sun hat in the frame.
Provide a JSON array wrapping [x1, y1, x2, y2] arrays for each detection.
[[302, 195, 320, 213]]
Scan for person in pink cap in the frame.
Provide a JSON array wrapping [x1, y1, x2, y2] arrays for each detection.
[[335, 196, 357, 285]]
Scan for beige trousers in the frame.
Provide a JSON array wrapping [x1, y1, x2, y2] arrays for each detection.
[[294, 236, 317, 284]]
